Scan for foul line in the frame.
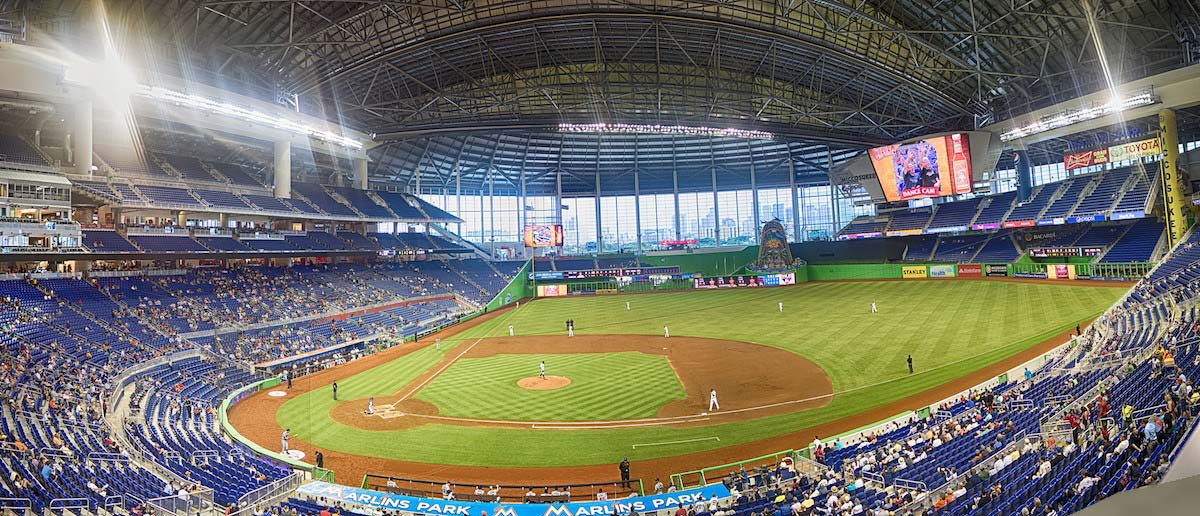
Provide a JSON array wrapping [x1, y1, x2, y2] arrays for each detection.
[[632, 436, 721, 449], [390, 305, 525, 405]]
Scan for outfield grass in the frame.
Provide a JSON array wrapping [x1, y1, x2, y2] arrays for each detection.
[[275, 280, 1126, 468], [415, 352, 686, 421]]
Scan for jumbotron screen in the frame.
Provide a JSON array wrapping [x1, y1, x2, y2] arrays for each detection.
[[523, 224, 564, 247], [868, 133, 974, 201]]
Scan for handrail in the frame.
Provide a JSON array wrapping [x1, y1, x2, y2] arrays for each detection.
[[231, 471, 305, 516], [48, 498, 88, 510], [0, 497, 32, 509]]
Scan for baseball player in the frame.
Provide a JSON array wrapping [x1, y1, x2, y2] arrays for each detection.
[[871, 300, 878, 313], [281, 428, 290, 453], [568, 325, 574, 337], [709, 389, 720, 412], [626, 301, 631, 311], [365, 397, 375, 415], [539, 361, 546, 379], [778, 301, 783, 313], [509, 324, 514, 337], [664, 325, 670, 338]]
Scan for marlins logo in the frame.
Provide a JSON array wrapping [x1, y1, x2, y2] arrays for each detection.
[[493, 507, 518, 516], [543, 505, 575, 516]]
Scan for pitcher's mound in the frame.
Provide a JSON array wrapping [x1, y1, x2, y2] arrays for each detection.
[[518, 376, 571, 390]]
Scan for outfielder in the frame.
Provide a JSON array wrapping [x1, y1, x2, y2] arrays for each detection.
[[539, 360, 546, 379], [626, 301, 631, 311], [663, 325, 670, 338], [509, 324, 514, 337], [778, 301, 784, 313], [709, 389, 720, 412], [870, 300, 878, 313]]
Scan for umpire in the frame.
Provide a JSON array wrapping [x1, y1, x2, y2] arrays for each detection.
[[619, 457, 630, 487]]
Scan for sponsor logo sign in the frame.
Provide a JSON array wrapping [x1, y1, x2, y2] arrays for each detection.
[[902, 266, 928, 279], [298, 482, 732, 516], [1063, 148, 1109, 170], [1108, 137, 1162, 162], [925, 225, 968, 234], [958, 264, 983, 277], [929, 265, 956, 278], [971, 223, 1000, 230], [984, 264, 1008, 277], [1002, 220, 1035, 228]]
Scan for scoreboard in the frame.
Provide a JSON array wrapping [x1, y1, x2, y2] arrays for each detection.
[[1028, 247, 1103, 258]]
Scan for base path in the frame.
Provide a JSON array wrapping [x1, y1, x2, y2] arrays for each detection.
[[228, 297, 1093, 489]]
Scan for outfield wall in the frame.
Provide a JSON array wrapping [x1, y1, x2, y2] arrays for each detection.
[[485, 259, 533, 311]]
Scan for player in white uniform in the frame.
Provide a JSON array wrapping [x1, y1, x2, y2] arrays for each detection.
[[365, 397, 375, 415], [539, 361, 546, 379], [778, 301, 784, 313], [626, 301, 631, 311], [664, 325, 670, 338], [871, 300, 878, 313], [709, 389, 720, 411], [280, 429, 290, 453], [509, 324, 514, 336]]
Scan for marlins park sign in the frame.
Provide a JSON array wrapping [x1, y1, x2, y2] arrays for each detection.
[[299, 482, 731, 516]]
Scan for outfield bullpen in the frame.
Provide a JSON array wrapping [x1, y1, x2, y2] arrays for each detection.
[[228, 279, 1127, 485]]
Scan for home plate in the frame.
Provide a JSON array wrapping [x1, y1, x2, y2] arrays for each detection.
[[268, 391, 287, 397]]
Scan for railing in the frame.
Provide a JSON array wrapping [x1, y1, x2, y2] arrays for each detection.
[[87, 452, 130, 462], [0, 498, 31, 511], [230, 471, 304, 516], [145, 489, 215, 516], [361, 474, 642, 502], [48, 498, 88, 511]]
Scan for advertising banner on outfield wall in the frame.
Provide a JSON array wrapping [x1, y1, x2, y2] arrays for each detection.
[[537, 284, 567, 297], [693, 273, 796, 288], [929, 265, 956, 278], [1046, 264, 1076, 280], [299, 481, 732, 516], [958, 264, 982, 277], [902, 266, 928, 279], [984, 264, 1008, 277]]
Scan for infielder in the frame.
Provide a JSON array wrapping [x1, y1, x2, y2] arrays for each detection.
[[709, 389, 720, 412], [568, 326, 574, 337], [539, 361, 546, 379], [664, 325, 670, 338], [509, 324, 514, 337]]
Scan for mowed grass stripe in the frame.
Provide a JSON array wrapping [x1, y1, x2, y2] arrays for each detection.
[[414, 352, 686, 421]]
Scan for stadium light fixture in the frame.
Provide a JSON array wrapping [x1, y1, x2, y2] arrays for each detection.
[[558, 123, 774, 140], [999, 88, 1159, 142], [136, 86, 364, 150]]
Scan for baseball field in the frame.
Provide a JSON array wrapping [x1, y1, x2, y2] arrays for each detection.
[[228, 279, 1128, 485]]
